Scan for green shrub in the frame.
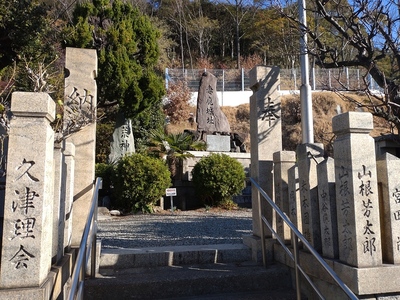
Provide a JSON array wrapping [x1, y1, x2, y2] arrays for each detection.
[[112, 153, 171, 213], [96, 123, 115, 164], [191, 153, 245, 208]]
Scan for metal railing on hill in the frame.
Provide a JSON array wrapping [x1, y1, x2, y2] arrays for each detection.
[[165, 68, 382, 93], [68, 177, 102, 300], [249, 178, 358, 300]]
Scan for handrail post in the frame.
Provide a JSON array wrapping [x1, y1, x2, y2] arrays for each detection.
[[91, 220, 97, 278], [249, 177, 358, 299], [91, 189, 99, 278], [292, 230, 301, 300], [68, 178, 102, 300], [257, 190, 266, 267]]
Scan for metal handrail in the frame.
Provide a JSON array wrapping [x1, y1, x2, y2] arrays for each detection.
[[250, 177, 358, 300], [68, 177, 102, 300]]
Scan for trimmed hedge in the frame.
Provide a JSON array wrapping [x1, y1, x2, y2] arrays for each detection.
[[112, 153, 171, 213], [191, 153, 245, 208]]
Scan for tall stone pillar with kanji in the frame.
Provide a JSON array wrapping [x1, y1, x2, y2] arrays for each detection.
[[0, 92, 55, 291], [64, 47, 97, 246], [249, 66, 282, 237], [274, 151, 296, 242], [332, 111, 382, 267]]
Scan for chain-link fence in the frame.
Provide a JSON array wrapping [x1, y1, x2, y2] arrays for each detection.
[[165, 68, 382, 92]]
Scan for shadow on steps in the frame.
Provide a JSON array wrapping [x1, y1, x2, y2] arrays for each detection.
[[84, 261, 298, 300]]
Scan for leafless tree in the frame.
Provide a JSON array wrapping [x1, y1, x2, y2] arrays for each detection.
[[274, 0, 400, 133], [217, 0, 259, 69]]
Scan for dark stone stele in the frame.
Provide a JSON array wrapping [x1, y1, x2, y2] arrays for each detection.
[[196, 72, 231, 134], [193, 72, 247, 152]]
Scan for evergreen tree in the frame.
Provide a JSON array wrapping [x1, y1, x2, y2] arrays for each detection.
[[64, 0, 165, 119], [0, 0, 55, 72]]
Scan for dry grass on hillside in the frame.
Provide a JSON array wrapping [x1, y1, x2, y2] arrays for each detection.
[[166, 92, 395, 156], [282, 92, 394, 156]]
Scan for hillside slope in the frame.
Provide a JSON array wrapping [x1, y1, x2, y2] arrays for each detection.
[[167, 92, 394, 156]]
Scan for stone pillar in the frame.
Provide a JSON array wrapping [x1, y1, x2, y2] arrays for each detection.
[[62, 141, 75, 252], [0, 92, 55, 288], [64, 47, 97, 246], [249, 66, 281, 237], [332, 111, 382, 267], [317, 157, 339, 258], [288, 164, 302, 235], [297, 143, 324, 252], [273, 151, 296, 243], [376, 152, 400, 264], [52, 142, 63, 263]]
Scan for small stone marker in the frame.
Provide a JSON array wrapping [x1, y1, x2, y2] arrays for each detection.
[[377, 152, 400, 264], [332, 111, 382, 267], [297, 143, 324, 252], [62, 141, 75, 252], [52, 143, 63, 263], [273, 151, 296, 243], [317, 157, 339, 258], [288, 165, 302, 235]]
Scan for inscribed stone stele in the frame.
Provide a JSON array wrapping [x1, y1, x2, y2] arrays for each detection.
[[109, 112, 135, 163], [196, 72, 230, 134]]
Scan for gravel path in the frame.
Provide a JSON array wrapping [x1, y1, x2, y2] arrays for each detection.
[[97, 208, 252, 249]]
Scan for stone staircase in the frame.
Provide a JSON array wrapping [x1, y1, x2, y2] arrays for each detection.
[[84, 243, 299, 299]]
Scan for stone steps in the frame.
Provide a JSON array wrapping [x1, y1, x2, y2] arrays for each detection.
[[84, 243, 298, 299], [84, 261, 296, 300], [99, 243, 253, 269]]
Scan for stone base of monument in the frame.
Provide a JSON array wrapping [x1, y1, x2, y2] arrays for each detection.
[[273, 243, 400, 298], [167, 151, 251, 210], [206, 135, 231, 152]]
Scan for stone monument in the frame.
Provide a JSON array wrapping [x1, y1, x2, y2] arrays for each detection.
[[196, 72, 231, 151], [109, 112, 135, 163]]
